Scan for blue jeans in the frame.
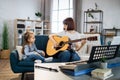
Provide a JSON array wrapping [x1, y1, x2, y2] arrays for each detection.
[[69, 51, 80, 62], [52, 50, 80, 62], [24, 54, 45, 62]]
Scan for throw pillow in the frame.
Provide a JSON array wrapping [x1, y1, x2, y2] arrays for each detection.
[[16, 46, 23, 60]]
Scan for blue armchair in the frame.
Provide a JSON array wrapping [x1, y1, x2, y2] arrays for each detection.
[[10, 35, 49, 80]]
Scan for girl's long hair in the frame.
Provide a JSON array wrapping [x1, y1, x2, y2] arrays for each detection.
[[21, 31, 34, 54]]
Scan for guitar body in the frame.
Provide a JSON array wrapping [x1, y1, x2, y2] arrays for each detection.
[[46, 36, 69, 56], [46, 35, 97, 56]]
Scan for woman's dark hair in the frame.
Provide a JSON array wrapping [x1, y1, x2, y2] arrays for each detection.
[[63, 17, 76, 30]]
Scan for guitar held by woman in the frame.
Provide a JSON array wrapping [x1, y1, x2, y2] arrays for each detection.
[[47, 35, 97, 56]]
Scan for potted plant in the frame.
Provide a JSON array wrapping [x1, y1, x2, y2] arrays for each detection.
[[100, 57, 108, 69], [0, 22, 10, 59], [35, 12, 42, 20], [88, 12, 94, 19], [87, 9, 94, 19]]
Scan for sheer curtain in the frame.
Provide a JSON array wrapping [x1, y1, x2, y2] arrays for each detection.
[[73, 0, 82, 33], [40, 0, 52, 21], [50, 0, 74, 33]]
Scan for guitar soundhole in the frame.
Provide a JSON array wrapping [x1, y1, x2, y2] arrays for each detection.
[[54, 41, 64, 50], [59, 41, 64, 46]]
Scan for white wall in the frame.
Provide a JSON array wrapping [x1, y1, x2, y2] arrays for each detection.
[[81, 0, 120, 33], [0, 0, 41, 50]]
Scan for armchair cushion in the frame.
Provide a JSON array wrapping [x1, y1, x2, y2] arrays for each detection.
[[18, 60, 34, 67], [10, 50, 34, 73], [16, 46, 23, 60]]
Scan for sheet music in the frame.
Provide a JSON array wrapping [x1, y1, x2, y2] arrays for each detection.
[[111, 36, 120, 45]]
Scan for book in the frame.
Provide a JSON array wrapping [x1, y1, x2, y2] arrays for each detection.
[[92, 74, 113, 80], [59, 61, 97, 76], [91, 68, 113, 79], [61, 68, 95, 76], [59, 64, 77, 70], [59, 61, 87, 70]]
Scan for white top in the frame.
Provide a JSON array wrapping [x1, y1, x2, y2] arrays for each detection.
[[57, 30, 83, 40], [57, 30, 84, 51]]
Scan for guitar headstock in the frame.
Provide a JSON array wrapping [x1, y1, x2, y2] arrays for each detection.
[[87, 36, 98, 41]]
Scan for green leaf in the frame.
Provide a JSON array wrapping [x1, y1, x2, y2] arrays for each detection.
[[35, 12, 42, 17], [88, 13, 94, 19], [101, 57, 106, 63], [2, 22, 9, 50]]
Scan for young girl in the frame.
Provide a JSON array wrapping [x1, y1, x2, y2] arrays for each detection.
[[22, 31, 45, 62]]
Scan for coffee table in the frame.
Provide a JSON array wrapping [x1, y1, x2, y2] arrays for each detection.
[[34, 57, 120, 80]]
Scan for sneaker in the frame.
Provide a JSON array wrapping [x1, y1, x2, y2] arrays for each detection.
[[34, 60, 42, 63], [45, 57, 53, 62]]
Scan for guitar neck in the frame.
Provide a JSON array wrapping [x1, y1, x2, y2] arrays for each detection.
[[66, 36, 97, 44], [67, 38, 86, 43]]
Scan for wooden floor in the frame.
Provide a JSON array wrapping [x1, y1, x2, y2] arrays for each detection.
[[0, 59, 21, 80]]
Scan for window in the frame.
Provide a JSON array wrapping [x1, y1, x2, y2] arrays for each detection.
[[51, 0, 73, 33]]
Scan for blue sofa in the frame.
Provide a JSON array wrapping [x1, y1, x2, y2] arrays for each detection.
[[10, 35, 49, 80]]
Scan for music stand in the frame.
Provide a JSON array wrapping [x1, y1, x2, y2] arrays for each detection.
[[88, 45, 120, 63]]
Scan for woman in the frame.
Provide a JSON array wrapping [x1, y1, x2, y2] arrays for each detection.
[[49, 17, 86, 62]]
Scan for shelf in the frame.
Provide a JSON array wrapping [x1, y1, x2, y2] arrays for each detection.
[[14, 18, 51, 47], [103, 29, 116, 36], [35, 27, 42, 29], [84, 32, 101, 34], [84, 10, 103, 13], [17, 24, 25, 28], [16, 19, 42, 22], [104, 34, 115, 37], [84, 21, 102, 24], [83, 10, 103, 34], [103, 28, 120, 31], [103, 28, 119, 44]]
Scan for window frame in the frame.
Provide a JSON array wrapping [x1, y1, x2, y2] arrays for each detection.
[[51, 0, 73, 33]]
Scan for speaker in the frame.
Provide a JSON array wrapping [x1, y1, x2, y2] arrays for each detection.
[[17, 28, 25, 35]]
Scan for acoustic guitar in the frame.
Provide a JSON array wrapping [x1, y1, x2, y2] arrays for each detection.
[[46, 35, 97, 56]]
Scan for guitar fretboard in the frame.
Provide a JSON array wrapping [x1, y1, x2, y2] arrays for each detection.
[[65, 36, 97, 44], [68, 38, 87, 43]]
